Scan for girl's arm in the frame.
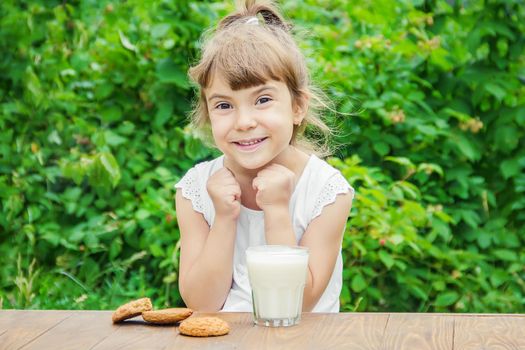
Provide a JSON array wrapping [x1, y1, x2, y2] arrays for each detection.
[[176, 168, 241, 311], [264, 191, 352, 311], [298, 191, 353, 311], [176, 191, 237, 311]]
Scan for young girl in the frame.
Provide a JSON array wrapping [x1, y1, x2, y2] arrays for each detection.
[[175, 0, 354, 312]]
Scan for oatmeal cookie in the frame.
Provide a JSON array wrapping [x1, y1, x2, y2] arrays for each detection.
[[112, 297, 153, 323], [142, 308, 193, 324], [179, 316, 230, 337]]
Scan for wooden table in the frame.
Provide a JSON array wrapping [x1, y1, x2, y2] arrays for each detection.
[[1, 310, 524, 349]]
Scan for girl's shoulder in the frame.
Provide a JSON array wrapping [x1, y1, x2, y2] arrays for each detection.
[[302, 155, 344, 183], [175, 155, 224, 222], [296, 155, 355, 220]]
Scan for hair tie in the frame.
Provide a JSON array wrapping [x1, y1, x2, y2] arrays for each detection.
[[245, 16, 260, 26]]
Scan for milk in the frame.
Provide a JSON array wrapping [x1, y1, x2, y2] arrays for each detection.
[[246, 245, 309, 326]]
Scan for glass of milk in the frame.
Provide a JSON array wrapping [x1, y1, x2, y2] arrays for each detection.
[[245, 245, 309, 327]]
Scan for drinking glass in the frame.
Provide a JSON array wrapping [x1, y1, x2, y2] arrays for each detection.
[[245, 245, 309, 327]]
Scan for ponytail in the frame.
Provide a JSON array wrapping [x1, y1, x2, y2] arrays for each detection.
[[218, 0, 292, 32]]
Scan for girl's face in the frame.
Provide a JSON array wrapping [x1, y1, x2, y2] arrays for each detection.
[[205, 73, 304, 172]]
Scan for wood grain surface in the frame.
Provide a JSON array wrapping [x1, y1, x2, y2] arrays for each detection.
[[453, 315, 525, 350], [0, 310, 523, 350], [382, 313, 454, 350]]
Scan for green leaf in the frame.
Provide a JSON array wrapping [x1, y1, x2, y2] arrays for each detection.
[[156, 58, 190, 89], [100, 105, 123, 123], [86, 152, 120, 189], [492, 249, 517, 262], [95, 83, 114, 99], [118, 29, 137, 52], [350, 273, 367, 293], [154, 99, 174, 128], [98, 152, 121, 188], [390, 234, 404, 245], [362, 100, 384, 109], [135, 209, 150, 221], [118, 121, 136, 135], [434, 291, 459, 307], [494, 126, 519, 153], [24, 67, 43, 106], [84, 232, 99, 249], [184, 136, 208, 160], [454, 133, 481, 161], [408, 285, 428, 300], [48, 130, 62, 145], [442, 108, 471, 122], [432, 280, 446, 292], [461, 210, 481, 228], [500, 158, 521, 179], [385, 156, 416, 171], [378, 250, 395, 269], [397, 182, 421, 200], [151, 23, 171, 39], [109, 238, 122, 259], [61, 161, 87, 185], [373, 141, 390, 156], [484, 83, 506, 101], [149, 243, 164, 257], [104, 130, 127, 146], [417, 163, 444, 177], [489, 269, 508, 288], [430, 47, 453, 71], [41, 232, 61, 247], [477, 230, 491, 249]]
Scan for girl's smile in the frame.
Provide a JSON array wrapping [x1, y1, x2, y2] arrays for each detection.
[[232, 136, 268, 152]]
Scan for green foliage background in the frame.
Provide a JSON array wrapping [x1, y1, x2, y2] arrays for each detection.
[[1, 0, 524, 312]]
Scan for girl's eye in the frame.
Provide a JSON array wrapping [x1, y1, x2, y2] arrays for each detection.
[[256, 96, 272, 105], [215, 102, 231, 110]]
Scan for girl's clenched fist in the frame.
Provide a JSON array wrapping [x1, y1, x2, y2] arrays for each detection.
[[252, 164, 296, 212], [207, 167, 241, 220]]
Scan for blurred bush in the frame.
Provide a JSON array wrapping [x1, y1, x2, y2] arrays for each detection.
[[0, 0, 523, 312]]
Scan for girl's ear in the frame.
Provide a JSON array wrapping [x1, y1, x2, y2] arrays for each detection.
[[293, 92, 309, 125]]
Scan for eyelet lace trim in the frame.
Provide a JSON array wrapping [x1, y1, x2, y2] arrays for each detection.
[[312, 174, 354, 219], [176, 168, 205, 214]]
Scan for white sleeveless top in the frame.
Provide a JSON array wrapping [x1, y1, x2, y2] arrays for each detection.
[[175, 154, 354, 312]]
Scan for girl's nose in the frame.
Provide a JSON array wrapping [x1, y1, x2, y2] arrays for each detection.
[[234, 109, 257, 130]]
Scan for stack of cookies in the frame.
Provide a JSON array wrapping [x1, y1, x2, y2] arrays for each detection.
[[111, 297, 230, 337]]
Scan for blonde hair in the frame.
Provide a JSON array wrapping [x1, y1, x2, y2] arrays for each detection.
[[188, 0, 333, 157]]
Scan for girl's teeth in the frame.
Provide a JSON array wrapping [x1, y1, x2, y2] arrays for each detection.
[[239, 139, 262, 145]]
